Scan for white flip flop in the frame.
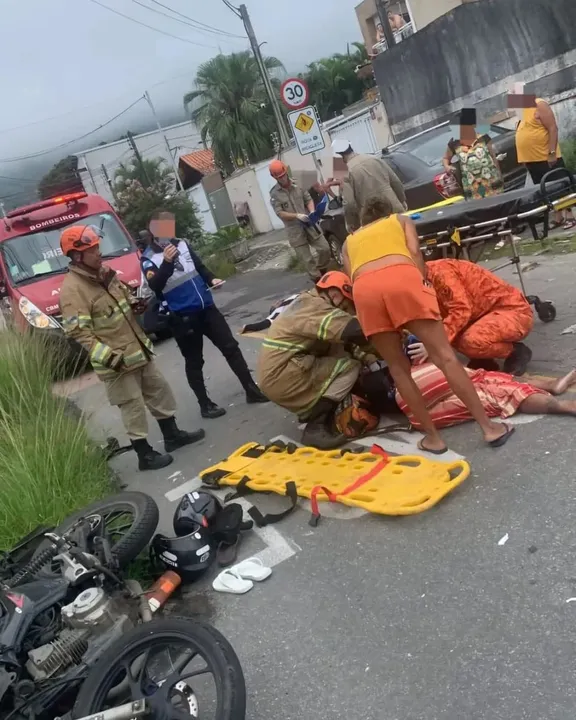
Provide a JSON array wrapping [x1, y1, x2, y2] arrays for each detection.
[[212, 568, 253, 594], [232, 557, 272, 582]]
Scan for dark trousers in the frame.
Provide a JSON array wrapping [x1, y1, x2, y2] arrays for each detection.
[[174, 305, 253, 405]]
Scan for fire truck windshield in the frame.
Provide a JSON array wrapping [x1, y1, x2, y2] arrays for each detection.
[[1, 212, 133, 285]]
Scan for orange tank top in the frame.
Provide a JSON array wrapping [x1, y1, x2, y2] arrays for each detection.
[[346, 214, 411, 276], [515, 98, 562, 163]]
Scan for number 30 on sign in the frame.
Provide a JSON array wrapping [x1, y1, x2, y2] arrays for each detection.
[[280, 78, 309, 110]]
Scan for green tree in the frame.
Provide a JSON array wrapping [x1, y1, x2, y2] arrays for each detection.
[[37, 155, 84, 200], [184, 51, 284, 172], [301, 43, 374, 121], [113, 157, 201, 240]]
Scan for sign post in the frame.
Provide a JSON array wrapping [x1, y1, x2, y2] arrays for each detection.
[[280, 78, 326, 183]]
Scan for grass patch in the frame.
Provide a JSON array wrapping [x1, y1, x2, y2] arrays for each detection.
[[286, 252, 307, 273], [0, 331, 111, 549], [483, 233, 576, 261], [206, 252, 237, 280]]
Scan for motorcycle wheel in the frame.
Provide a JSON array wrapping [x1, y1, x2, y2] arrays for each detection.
[[32, 492, 159, 573], [72, 617, 246, 720]]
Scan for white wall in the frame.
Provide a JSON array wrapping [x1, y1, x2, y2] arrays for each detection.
[[188, 185, 217, 234], [75, 121, 203, 203], [225, 168, 274, 234]]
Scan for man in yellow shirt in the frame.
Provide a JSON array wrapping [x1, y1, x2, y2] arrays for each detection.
[[515, 97, 575, 230]]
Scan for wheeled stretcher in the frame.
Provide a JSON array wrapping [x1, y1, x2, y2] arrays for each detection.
[[414, 168, 576, 323]]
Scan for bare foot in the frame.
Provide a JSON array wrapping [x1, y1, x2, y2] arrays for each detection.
[[552, 369, 576, 395]]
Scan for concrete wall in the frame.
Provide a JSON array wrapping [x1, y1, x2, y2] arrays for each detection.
[[408, 0, 462, 29], [373, 0, 576, 141]]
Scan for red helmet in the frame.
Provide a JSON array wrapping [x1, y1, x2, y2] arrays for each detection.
[[269, 159, 289, 179], [316, 271, 353, 301]]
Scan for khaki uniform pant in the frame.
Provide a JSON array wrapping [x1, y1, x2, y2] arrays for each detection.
[[103, 361, 177, 440], [323, 363, 361, 402], [290, 230, 332, 279]]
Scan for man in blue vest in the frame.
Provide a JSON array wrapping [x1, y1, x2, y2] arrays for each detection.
[[140, 216, 269, 419]]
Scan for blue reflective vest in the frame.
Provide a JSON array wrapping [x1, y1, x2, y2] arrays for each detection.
[[141, 241, 214, 314]]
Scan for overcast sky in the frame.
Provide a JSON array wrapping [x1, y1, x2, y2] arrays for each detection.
[[0, 0, 361, 189]]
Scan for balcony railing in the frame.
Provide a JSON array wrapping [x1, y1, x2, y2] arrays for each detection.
[[371, 21, 414, 54]]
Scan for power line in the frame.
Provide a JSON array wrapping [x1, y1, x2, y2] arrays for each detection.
[[136, 0, 245, 39], [221, 0, 241, 18], [0, 97, 145, 164], [89, 0, 219, 50]]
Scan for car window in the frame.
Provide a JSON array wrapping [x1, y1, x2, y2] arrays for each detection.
[[396, 127, 454, 166], [397, 124, 509, 166], [384, 153, 427, 183]]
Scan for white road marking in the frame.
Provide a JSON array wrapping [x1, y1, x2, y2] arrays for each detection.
[[165, 477, 202, 502]]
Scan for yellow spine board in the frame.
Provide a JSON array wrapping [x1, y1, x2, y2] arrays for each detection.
[[200, 443, 471, 517]]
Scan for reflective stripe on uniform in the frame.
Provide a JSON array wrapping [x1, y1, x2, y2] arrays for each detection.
[[317, 309, 342, 341], [262, 338, 308, 354], [123, 349, 149, 367], [299, 356, 354, 415], [90, 341, 113, 366]]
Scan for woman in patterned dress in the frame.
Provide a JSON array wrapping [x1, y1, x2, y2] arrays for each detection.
[[443, 131, 504, 201]]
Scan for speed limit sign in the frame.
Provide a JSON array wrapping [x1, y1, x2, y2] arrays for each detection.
[[280, 78, 309, 110]]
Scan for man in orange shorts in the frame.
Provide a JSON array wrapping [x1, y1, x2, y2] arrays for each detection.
[[425, 259, 534, 376]]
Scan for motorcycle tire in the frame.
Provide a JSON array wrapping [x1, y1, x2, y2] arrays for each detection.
[[72, 617, 246, 720], [31, 492, 159, 573]]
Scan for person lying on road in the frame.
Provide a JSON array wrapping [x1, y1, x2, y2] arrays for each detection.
[[396, 335, 576, 430]]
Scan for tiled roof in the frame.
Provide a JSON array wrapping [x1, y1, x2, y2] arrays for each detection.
[[179, 149, 216, 175]]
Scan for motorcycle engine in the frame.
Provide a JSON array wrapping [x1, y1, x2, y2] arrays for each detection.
[[25, 588, 131, 682]]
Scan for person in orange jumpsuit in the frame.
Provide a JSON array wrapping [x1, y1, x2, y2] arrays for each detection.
[[425, 259, 534, 376]]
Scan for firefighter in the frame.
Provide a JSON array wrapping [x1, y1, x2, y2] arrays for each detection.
[[140, 220, 269, 419], [256, 271, 379, 449], [269, 160, 331, 281], [59, 224, 204, 471], [424, 259, 534, 375]]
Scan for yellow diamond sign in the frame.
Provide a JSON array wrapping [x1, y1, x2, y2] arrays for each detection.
[[294, 113, 314, 133]]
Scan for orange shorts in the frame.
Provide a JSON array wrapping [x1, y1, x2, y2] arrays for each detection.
[[353, 264, 441, 337]]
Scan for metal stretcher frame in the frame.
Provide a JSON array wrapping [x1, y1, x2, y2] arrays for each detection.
[[415, 168, 576, 324]]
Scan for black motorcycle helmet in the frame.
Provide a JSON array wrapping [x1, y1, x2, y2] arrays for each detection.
[[173, 491, 222, 537], [151, 529, 215, 580]]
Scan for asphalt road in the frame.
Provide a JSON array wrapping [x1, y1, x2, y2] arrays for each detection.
[[72, 254, 576, 720]]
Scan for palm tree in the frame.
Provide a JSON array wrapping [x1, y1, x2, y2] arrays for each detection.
[[184, 51, 285, 173]]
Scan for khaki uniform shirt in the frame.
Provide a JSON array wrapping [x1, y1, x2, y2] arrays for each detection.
[[256, 289, 360, 415], [60, 265, 153, 379], [345, 154, 407, 229], [270, 181, 316, 247]]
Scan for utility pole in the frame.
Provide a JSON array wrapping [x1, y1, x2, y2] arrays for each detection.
[[100, 164, 117, 203], [239, 4, 291, 149], [375, 0, 396, 48], [126, 131, 152, 187], [143, 91, 186, 194]]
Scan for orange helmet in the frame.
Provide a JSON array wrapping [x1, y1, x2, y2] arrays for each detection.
[[316, 271, 353, 301], [269, 159, 289, 179], [60, 225, 101, 257]]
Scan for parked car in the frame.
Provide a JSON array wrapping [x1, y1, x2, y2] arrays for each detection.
[[381, 121, 527, 210]]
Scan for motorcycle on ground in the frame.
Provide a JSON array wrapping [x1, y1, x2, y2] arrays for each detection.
[[0, 492, 246, 720]]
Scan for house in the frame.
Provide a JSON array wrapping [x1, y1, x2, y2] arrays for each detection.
[[355, 0, 479, 54]]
